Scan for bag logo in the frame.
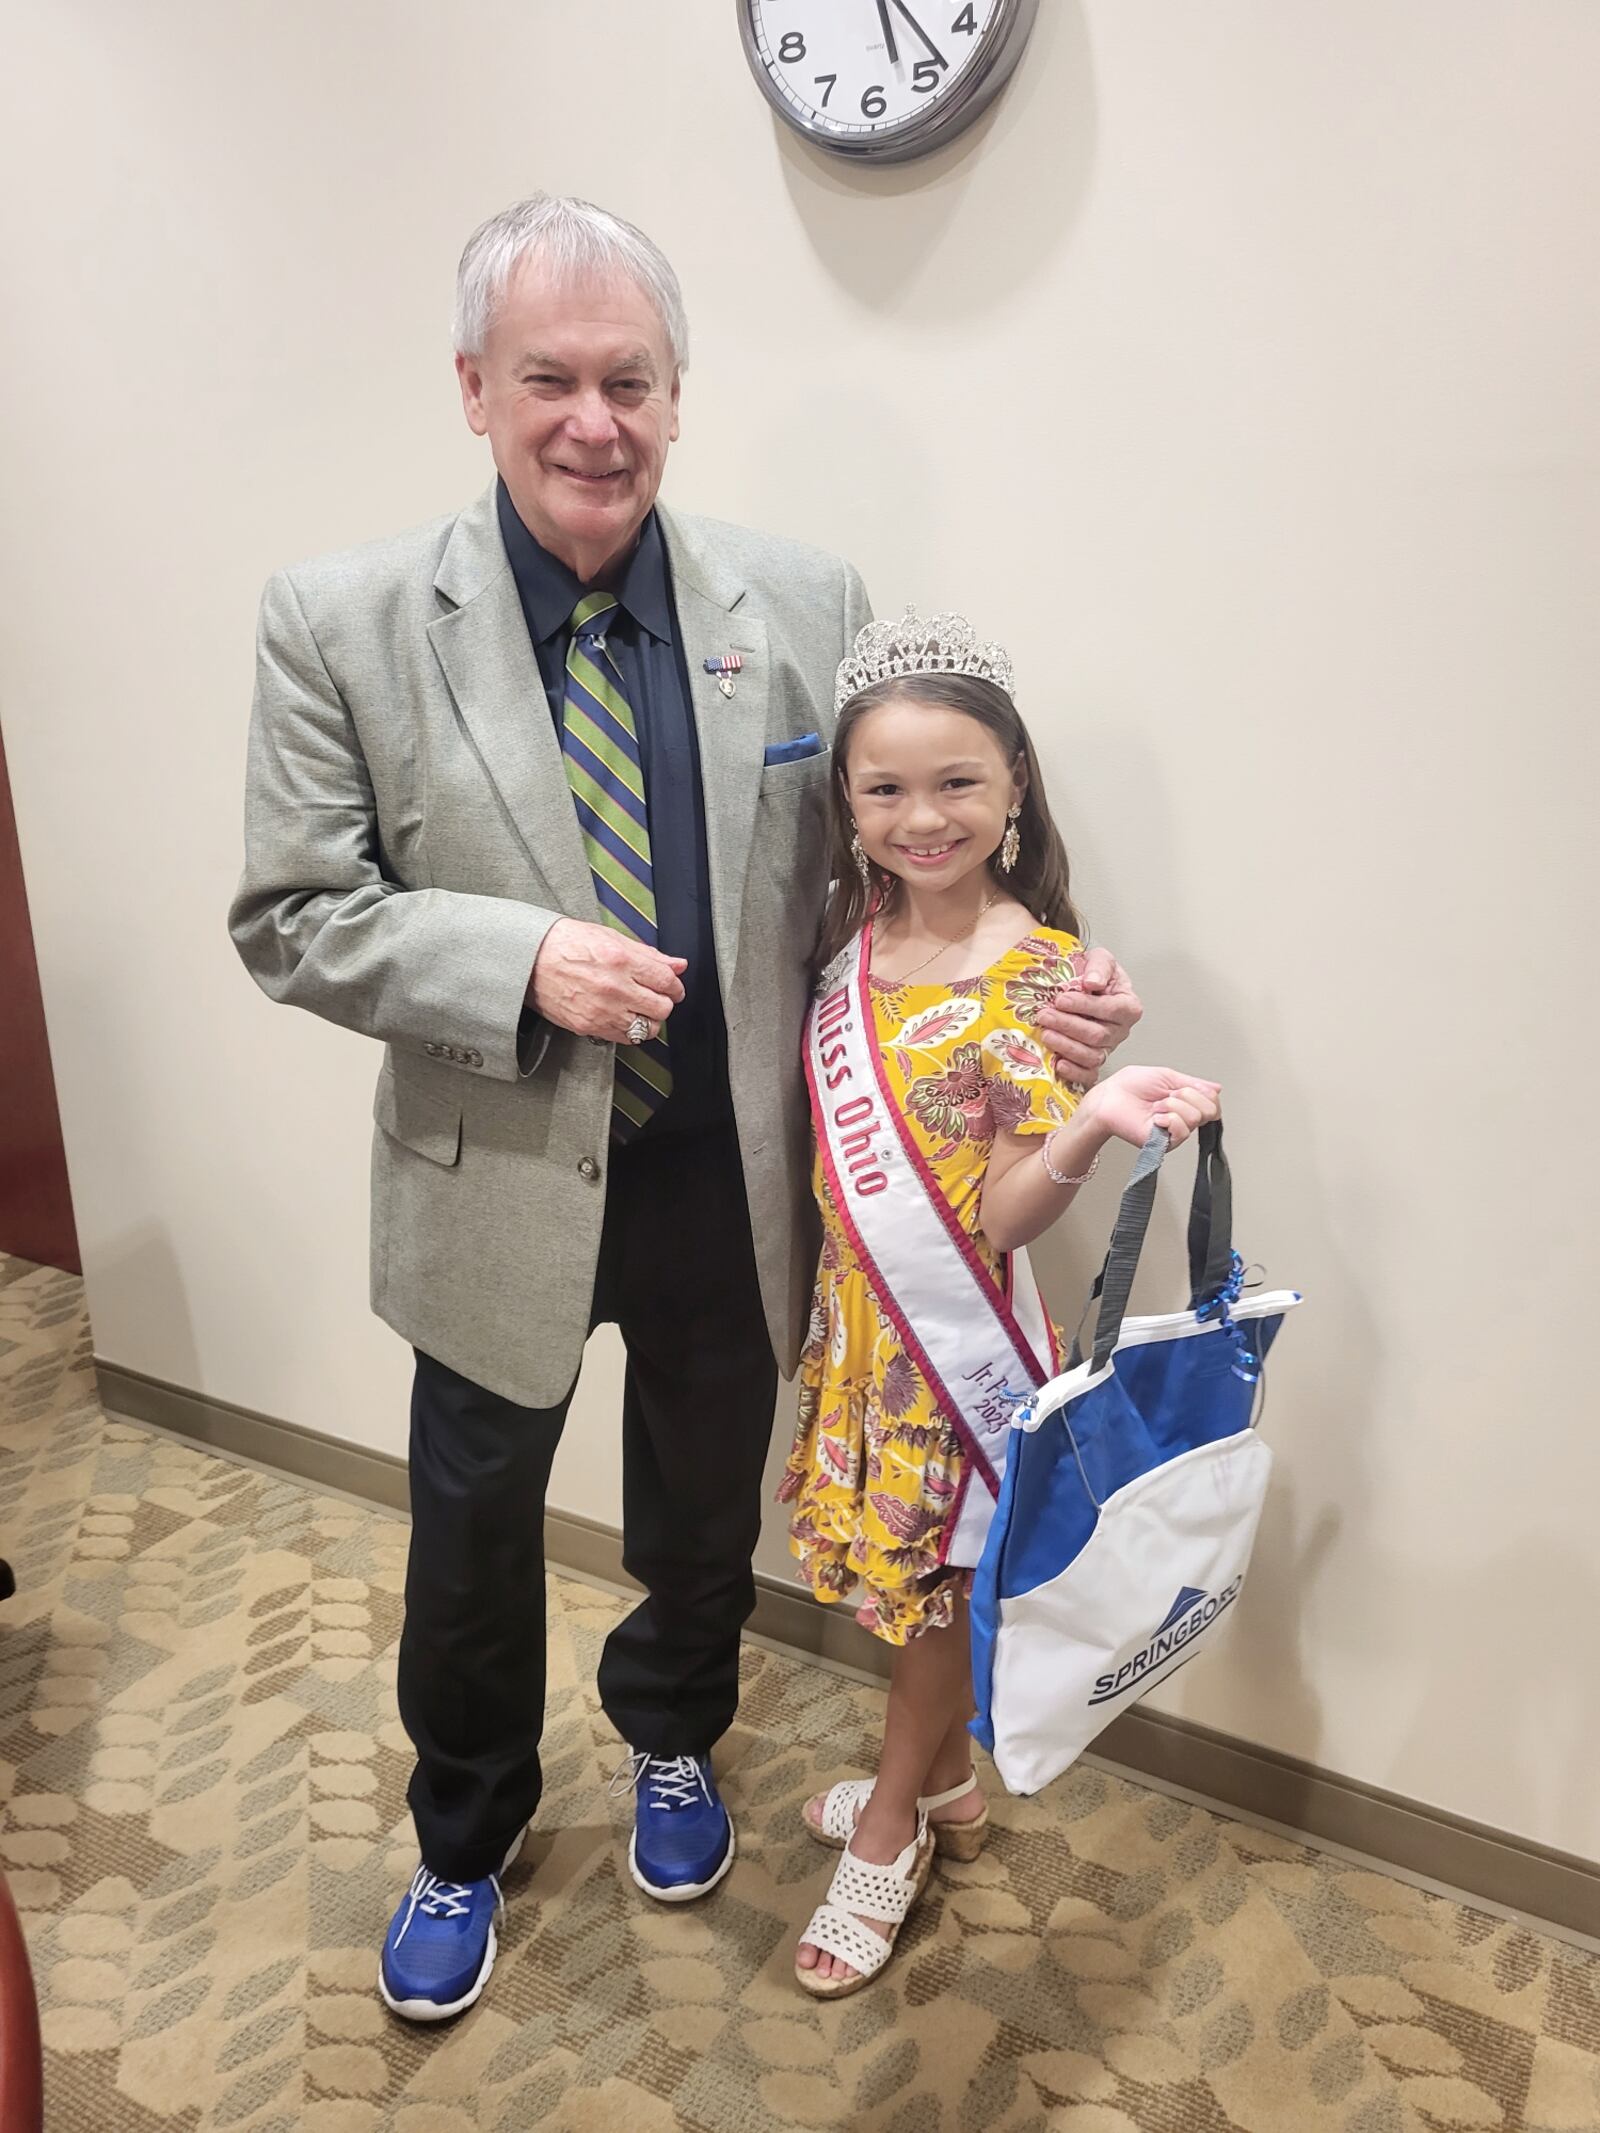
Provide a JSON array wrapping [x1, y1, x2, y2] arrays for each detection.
[[1088, 1577, 1243, 1706]]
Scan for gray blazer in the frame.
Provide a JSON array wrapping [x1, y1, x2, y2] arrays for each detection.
[[229, 483, 870, 1407]]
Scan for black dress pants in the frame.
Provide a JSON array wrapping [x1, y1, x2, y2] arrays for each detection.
[[397, 1123, 779, 1882]]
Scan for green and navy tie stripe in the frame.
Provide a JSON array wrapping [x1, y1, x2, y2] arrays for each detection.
[[561, 592, 672, 1139]]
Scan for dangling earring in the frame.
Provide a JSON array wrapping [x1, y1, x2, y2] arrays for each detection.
[[999, 804, 1022, 873], [849, 826, 871, 883]]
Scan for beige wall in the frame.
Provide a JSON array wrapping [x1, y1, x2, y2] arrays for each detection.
[[1, 3, 1595, 1861]]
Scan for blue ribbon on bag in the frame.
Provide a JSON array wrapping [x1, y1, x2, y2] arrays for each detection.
[[1196, 1251, 1260, 1383]]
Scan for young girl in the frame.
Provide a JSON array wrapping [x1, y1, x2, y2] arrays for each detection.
[[781, 610, 1220, 1998]]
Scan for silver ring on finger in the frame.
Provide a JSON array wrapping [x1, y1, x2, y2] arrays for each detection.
[[625, 1013, 653, 1046]]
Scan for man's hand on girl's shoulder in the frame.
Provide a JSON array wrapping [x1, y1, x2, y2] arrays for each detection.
[[1033, 949, 1143, 1090]]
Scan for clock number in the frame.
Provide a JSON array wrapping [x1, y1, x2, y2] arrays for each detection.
[[912, 58, 945, 94], [861, 84, 888, 117], [778, 31, 805, 63], [813, 72, 837, 108], [953, 5, 979, 32]]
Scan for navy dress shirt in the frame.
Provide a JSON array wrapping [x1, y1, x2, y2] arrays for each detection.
[[497, 480, 730, 1139]]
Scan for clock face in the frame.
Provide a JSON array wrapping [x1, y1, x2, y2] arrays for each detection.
[[741, 0, 1038, 163]]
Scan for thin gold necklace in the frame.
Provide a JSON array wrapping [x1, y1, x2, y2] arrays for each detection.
[[880, 891, 999, 984]]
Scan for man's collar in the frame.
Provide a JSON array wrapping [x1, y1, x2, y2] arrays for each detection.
[[495, 478, 674, 644]]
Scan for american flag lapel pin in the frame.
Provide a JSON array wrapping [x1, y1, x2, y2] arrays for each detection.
[[703, 651, 744, 698]]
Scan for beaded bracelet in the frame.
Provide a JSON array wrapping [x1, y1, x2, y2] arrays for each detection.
[[1041, 1133, 1100, 1189]]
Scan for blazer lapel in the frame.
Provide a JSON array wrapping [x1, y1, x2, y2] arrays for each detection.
[[427, 486, 597, 918], [661, 506, 769, 1002]]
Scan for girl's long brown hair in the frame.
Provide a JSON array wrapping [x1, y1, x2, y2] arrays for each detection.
[[814, 673, 1083, 977]]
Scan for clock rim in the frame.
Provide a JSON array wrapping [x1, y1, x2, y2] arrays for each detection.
[[737, 0, 1039, 165]]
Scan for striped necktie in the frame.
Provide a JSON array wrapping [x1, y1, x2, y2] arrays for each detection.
[[560, 592, 672, 1140]]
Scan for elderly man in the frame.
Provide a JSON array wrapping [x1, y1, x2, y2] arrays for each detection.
[[230, 194, 1140, 2021]]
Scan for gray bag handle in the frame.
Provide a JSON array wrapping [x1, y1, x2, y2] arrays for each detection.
[[1069, 1121, 1234, 1373]]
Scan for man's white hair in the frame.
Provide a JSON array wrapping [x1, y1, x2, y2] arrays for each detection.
[[452, 193, 690, 369]]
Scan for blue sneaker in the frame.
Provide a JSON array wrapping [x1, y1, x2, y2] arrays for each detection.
[[378, 1826, 525, 2021], [618, 1752, 735, 1902]]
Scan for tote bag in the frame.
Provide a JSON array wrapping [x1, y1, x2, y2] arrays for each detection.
[[971, 1121, 1300, 1795]]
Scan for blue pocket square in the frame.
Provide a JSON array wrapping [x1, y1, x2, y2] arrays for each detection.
[[764, 733, 824, 766]]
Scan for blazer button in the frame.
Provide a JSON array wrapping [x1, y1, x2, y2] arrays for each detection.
[[577, 1157, 599, 1182]]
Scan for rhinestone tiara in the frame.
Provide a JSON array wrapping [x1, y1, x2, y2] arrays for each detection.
[[833, 606, 1015, 713]]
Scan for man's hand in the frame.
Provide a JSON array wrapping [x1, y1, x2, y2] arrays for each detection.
[[1034, 948, 1143, 1090], [527, 919, 686, 1041]]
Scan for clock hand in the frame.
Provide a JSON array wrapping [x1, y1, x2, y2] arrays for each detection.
[[889, 0, 947, 68], [875, 0, 900, 66]]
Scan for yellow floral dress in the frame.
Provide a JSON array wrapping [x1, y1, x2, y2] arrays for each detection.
[[781, 926, 1083, 1645]]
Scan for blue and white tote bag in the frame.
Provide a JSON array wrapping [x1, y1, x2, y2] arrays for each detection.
[[970, 1121, 1300, 1796]]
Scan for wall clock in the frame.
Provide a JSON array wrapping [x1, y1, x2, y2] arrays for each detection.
[[739, 1, 1039, 164]]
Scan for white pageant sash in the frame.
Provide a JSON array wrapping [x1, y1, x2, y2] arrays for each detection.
[[806, 927, 1060, 1569]]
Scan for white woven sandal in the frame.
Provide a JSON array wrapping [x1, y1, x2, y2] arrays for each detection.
[[795, 1819, 936, 2000], [803, 1773, 988, 1863]]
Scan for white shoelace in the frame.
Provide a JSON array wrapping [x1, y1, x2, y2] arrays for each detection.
[[610, 1749, 710, 1811], [392, 1865, 480, 1946]]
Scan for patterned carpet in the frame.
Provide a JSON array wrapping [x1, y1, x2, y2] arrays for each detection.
[[1, 1254, 1596, 2133]]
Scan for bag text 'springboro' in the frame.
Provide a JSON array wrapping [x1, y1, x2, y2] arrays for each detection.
[[1087, 1577, 1243, 1706]]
